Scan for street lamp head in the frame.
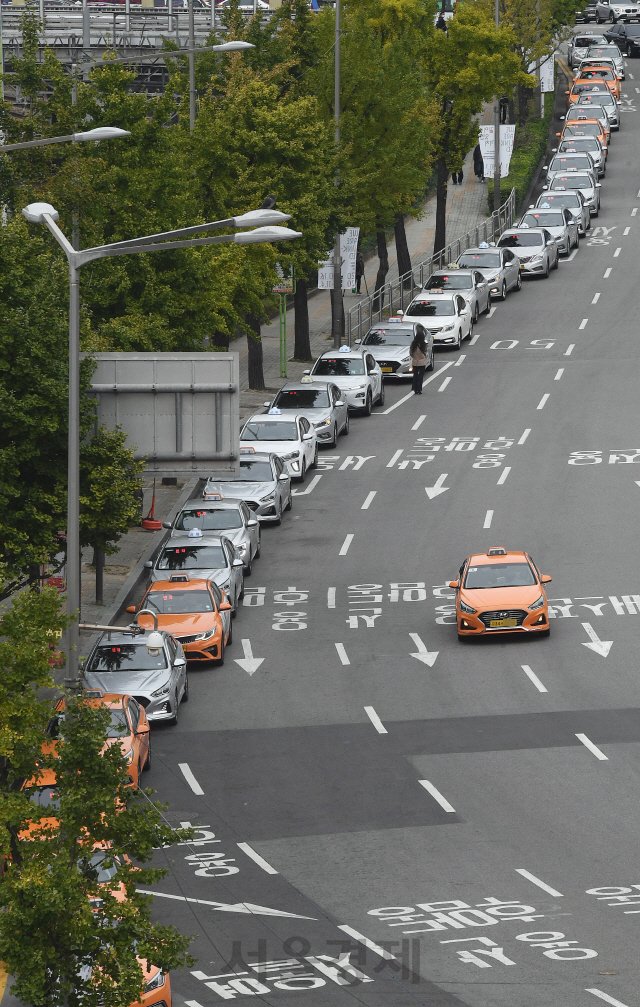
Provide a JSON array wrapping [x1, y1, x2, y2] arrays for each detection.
[[22, 202, 59, 223], [234, 226, 302, 244], [232, 209, 292, 227], [72, 127, 131, 142], [211, 41, 255, 52]]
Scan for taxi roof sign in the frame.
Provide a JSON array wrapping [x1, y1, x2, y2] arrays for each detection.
[[204, 490, 223, 497], [187, 528, 204, 538], [268, 407, 282, 414], [300, 375, 314, 383], [339, 345, 351, 353]]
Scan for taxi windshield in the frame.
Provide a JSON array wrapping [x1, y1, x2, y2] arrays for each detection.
[[363, 328, 414, 345], [498, 232, 543, 247], [578, 68, 613, 79], [236, 459, 274, 480], [464, 562, 537, 589], [522, 212, 563, 227], [425, 273, 472, 289], [563, 123, 601, 136], [242, 421, 298, 441], [587, 46, 620, 56], [572, 82, 607, 92], [157, 544, 227, 570], [457, 252, 501, 268], [538, 193, 581, 208], [577, 92, 614, 104], [273, 388, 330, 408], [551, 175, 592, 188], [559, 138, 598, 150], [28, 785, 61, 808], [176, 507, 243, 531], [406, 299, 455, 316], [88, 643, 168, 672], [313, 358, 365, 376], [575, 36, 604, 46], [549, 155, 592, 169], [145, 590, 214, 614]]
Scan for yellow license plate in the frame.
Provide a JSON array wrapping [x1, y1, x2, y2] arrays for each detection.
[[520, 264, 525, 270], [381, 366, 393, 372], [490, 618, 517, 628]]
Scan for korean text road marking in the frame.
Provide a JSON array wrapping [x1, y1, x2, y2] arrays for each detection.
[[518, 429, 531, 445], [586, 990, 630, 1007], [497, 467, 511, 485], [339, 534, 354, 556], [335, 643, 350, 666], [576, 733, 608, 760], [419, 780, 456, 813], [591, 293, 600, 304], [565, 344, 575, 356], [236, 844, 279, 875], [361, 491, 376, 510], [515, 870, 563, 897], [387, 449, 403, 467], [579, 319, 588, 329], [336, 926, 398, 960], [364, 706, 388, 734], [521, 665, 548, 693], [483, 510, 493, 529], [555, 368, 564, 380], [614, 247, 621, 257], [412, 415, 426, 431], [537, 394, 550, 410], [179, 763, 204, 796], [604, 267, 612, 277]]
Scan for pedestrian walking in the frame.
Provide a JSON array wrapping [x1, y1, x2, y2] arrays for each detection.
[[473, 143, 485, 182], [410, 331, 428, 394], [451, 168, 464, 185], [436, 12, 447, 30], [355, 250, 365, 294]]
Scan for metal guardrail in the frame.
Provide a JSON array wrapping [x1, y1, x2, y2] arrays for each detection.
[[346, 187, 517, 344]]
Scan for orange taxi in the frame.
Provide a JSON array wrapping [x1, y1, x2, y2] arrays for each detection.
[[129, 575, 232, 664], [566, 78, 610, 108], [449, 547, 552, 639], [574, 65, 621, 100], [49, 693, 150, 785], [558, 119, 608, 156]]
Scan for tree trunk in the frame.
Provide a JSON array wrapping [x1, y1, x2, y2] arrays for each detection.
[[517, 82, 531, 126], [394, 212, 412, 285], [507, 91, 515, 125], [372, 230, 389, 313], [246, 313, 265, 391], [433, 156, 448, 255], [293, 278, 312, 360], [330, 287, 345, 342]]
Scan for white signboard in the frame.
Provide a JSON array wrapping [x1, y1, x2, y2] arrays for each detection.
[[318, 259, 334, 290], [479, 124, 515, 179], [317, 227, 361, 289], [540, 54, 555, 92]]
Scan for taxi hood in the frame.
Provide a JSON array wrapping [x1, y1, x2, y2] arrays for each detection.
[[84, 668, 171, 694], [461, 584, 542, 609], [154, 613, 216, 634], [205, 480, 274, 499]]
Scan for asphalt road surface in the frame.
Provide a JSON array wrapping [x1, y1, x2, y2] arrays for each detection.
[[121, 60, 640, 1007]]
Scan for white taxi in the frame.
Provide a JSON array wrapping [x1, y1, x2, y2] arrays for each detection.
[[305, 346, 384, 415], [240, 411, 318, 482], [403, 289, 474, 350]]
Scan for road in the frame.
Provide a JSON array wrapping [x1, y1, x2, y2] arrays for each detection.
[[137, 59, 640, 1007]]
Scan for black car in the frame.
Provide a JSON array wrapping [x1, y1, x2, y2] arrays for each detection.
[[604, 21, 640, 51], [576, 3, 599, 20]]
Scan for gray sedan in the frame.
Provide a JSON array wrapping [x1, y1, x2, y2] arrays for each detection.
[[533, 189, 591, 236], [83, 629, 188, 726], [357, 320, 433, 378], [268, 381, 349, 448], [166, 499, 260, 573], [554, 135, 605, 176], [203, 452, 292, 525], [146, 532, 245, 613], [574, 92, 620, 129], [422, 269, 491, 321], [497, 227, 559, 277], [519, 206, 580, 255], [455, 245, 521, 300], [568, 32, 608, 67], [544, 151, 598, 176], [544, 169, 601, 215]]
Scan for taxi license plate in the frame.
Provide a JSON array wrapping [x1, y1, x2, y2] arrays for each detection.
[[520, 264, 525, 270], [381, 366, 393, 372], [490, 618, 517, 628]]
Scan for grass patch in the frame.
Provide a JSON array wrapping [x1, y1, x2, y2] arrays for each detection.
[[487, 90, 554, 213]]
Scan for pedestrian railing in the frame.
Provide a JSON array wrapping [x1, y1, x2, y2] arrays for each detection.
[[346, 187, 517, 344]]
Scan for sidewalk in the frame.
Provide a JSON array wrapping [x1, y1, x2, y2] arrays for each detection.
[[233, 127, 494, 420]]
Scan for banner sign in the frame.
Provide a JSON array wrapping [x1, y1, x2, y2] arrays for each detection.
[[317, 227, 360, 289], [479, 124, 515, 179]]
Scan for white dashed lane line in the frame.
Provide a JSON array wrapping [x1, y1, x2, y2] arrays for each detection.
[[579, 318, 588, 329], [339, 534, 354, 556], [576, 733, 608, 760], [604, 267, 612, 277], [591, 293, 600, 304], [361, 491, 376, 510], [179, 763, 205, 796], [515, 869, 564, 897], [364, 706, 388, 734], [564, 343, 575, 356], [554, 368, 564, 380], [497, 466, 511, 485], [483, 509, 494, 529], [521, 664, 548, 693], [335, 643, 350, 666], [419, 780, 456, 813], [537, 394, 550, 410], [614, 247, 621, 257], [236, 844, 279, 874]]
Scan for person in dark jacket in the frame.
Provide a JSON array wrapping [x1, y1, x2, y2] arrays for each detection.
[[355, 251, 365, 293], [473, 143, 485, 182], [410, 332, 429, 394], [451, 168, 464, 185], [436, 12, 447, 30]]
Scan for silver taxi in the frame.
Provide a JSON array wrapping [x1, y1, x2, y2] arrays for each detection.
[[146, 531, 245, 614], [403, 291, 473, 350], [203, 452, 292, 526], [166, 498, 260, 573], [574, 92, 620, 129], [241, 411, 317, 482], [519, 205, 580, 255], [543, 169, 601, 214], [305, 346, 384, 414], [357, 319, 433, 378], [533, 190, 591, 236], [497, 226, 559, 277], [554, 135, 605, 176], [454, 243, 521, 300], [569, 32, 607, 67], [268, 380, 349, 447], [584, 43, 625, 76], [422, 268, 491, 321], [544, 151, 598, 176]]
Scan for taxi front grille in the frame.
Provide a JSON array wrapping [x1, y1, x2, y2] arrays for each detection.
[[176, 634, 199, 645], [426, 327, 442, 335], [132, 695, 150, 708], [245, 500, 259, 512], [479, 609, 527, 628]]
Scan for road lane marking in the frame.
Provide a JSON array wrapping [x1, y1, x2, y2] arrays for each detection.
[[624, 226, 631, 235], [591, 293, 600, 304], [412, 415, 426, 431], [335, 643, 350, 666], [387, 449, 403, 467], [497, 466, 511, 485], [483, 509, 493, 529], [554, 368, 564, 380], [364, 706, 388, 734], [438, 376, 452, 392], [488, 306, 496, 317], [632, 208, 638, 216], [237, 843, 279, 874], [409, 632, 439, 667], [454, 354, 466, 366], [614, 247, 621, 257], [537, 394, 550, 410], [515, 869, 564, 897], [425, 474, 449, 499], [576, 733, 608, 760], [339, 534, 354, 556], [636, 87, 640, 92], [136, 890, 316, 918], [518, 428, 531, 445], [565, 343, 575, 356], [469, 331, 480, 344], [419, 780, 456, 813], [579, 318, 588, 329], [327, 587, 336, 608], [586, 990, 631, 1007], [521, 664, 548, 693], [604, 267, 612, 278], [179, 763, 204, 796], [566, 247, 579, 261], [337, 927, 398, 960], [292, 474, 322, 496], [381, 362, 452, 413], [361, 491, 376, 510]]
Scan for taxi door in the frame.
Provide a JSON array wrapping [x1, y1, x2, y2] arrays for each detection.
[[501, 248, 520, 288], [365, 353, 382, 403]]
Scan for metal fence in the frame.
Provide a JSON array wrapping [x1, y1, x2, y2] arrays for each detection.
[[346, 186, 517, 344]]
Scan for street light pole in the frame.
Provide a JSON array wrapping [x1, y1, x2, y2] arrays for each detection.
[[493, 0, 501, 213], [188, 0, 196, 131], [331, 0, 343, 348]]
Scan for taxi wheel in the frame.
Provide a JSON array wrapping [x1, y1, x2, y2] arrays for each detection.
[[273, 502, 283, 526], [426, 348, 435, 371], [499, 280, 507, 300], [542, 261, 549, 279], [362, 391, 372, 416], [552, 252, 559, 270], [473, 303, 480, 323], [255, 537, 261, 558], [286, 491, 293, 511], [377, 382, 385, 407], [217, 639, 226, 666], [455, 329, 462, 351], [343, 413, 350, 435], [170, 693, 179, 726], [143, 743, 151, 771], [182, 675, 189, 702], [311, 445, 318, 468], [330, 423, 338, 447], [227, 620, 233, 645], [244, 558, 252, 577], [298, 458, 307, 482], [515, 272, 522, 291]]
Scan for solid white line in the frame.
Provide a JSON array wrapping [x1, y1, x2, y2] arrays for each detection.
[[586, 990, 631, 1007], [518, 428, 531, 445], [454, 354, 466, 366], [469, 331, 480, 345], [335, 643, 350, 666], [554, 368, 564, 380], [327, 587, 336, 609], [591, 292, 600, 304], [438, 376, 452, 392], [483, 509, 493, 529], [497, 466, 511, 485], [604, 267, 612, 278], [632, 208, 638, 217], [564, 343, 575, 356], [361, 491, 376, 510], [237, 843, 279, 875], [488, 306, 496, 317], [566, 247, 579, 262], [387, 449, 403, 467], [579, 318, 588, 329], [419, 779, 456, 813], [515, 869, 564, 897], [412, 415, 426, 431], [364, 706, 388, 734], [624, 226, 631, 235], [337, 926, 398, 960], [339, 534, 354, 556], [614, 247, 621, 257], [537, 393, 550, 410], [576, 733, 608, 760], [521, 664, 548, 693], [381, 362, 452, 414], [179, 763, 204, 796]]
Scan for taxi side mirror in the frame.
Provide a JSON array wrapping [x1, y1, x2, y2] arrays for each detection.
[[144, 561, 153, 569], [448, 580, 459, 589], [232, 558, 244, 568], [162, 521, 172, 529], [219, 599, 232, 611], [302, 369, 311, 375], [263, 401, 271, 407], [247, 518, 259, 527], [126, 605, 136, 614], [540, 574, 552, 583]]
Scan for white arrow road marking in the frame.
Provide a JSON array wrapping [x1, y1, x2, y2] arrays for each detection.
[[409, 632, 439, 667], [136, 890, 316, 918], [515, 869, 563, 897], [581, 622, 613, 657], [292, 474, 322, 496], [586, 990, 631, 1007], [576, 733, 608, 760], [425, 473, 449, 499], [234, 639, 265, 675]]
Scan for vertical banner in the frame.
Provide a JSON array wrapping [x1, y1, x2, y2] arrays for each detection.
[[479, 125, 515, 179], [539, 54, 555, 92], [317, 227, 360, 289]]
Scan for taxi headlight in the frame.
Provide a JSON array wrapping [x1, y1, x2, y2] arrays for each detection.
[[123, 747, 135, 765], [487, 275, 499, 283], [260, 492, 276, 502], [144, 972, 165, 994], [402, 356, 411, 363], [195, 627, 216, 641], [459, 599, 478, 615], [441, 324, 455, 332], [236, 542, 248, 555], [280, 451, 298, 460], [314, 418, 331, 428], [529, 595, 545, 611], [151, 683, 171, 698]]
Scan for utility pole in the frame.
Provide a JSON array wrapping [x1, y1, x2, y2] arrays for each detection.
[[331, 0, 343, 348], [493, 0, 501, 213], [189, 0, 196, 131]]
